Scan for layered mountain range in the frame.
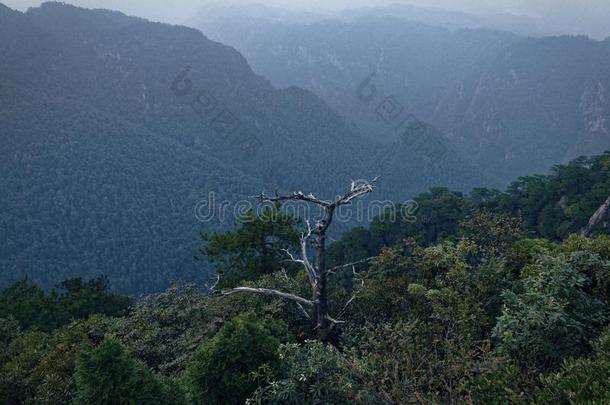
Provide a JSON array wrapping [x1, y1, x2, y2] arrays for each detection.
[[0, 2, 484, 293], [193, 9, 610, 182]]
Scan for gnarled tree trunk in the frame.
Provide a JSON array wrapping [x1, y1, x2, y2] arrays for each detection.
[[221, 178, 377, 340]]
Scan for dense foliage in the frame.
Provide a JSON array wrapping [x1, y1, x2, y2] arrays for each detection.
[[5, 235, 609, 403], [1, 156, 609, 402], [328, 153, 610, 269], [74, 338, 181, 404], [185, 313, 288, 404], [0, 276, 131, 333], [199, 205, 300, 288]]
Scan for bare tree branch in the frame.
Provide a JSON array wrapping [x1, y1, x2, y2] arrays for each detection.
[[326, 315, 346, 325], [251, 177, 379, 210], [281, 268, 311, 319], [332, 177, 379, 207], [205, 274, 220, 292], [327, 257, 376, 276], [581, 193, 610, 236], [282, 220, 317, 286], [300, 220, 317, 285], [330, 266, 366, 325], [282, 249, 304, 265], [296, 302, 311, 319], [252, 191, 331, 207], [222, 287, 313, 307]]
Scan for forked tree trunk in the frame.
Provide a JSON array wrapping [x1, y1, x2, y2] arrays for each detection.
[[223, 179, 378, 341]]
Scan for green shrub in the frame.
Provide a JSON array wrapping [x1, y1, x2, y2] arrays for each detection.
[[250, 340, 380, 404], [535, 329, 610, 403], [185, 313, 288, 405], [345, 321, 509, 404], [493, 253, 609, 368], [74, 337, 177, 404]]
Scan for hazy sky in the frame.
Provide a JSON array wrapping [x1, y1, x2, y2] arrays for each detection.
[[4, 0, 610, 38]]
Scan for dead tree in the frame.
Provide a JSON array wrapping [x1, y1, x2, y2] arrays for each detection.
[[220, 178, 378, 340], [581, 193, 610, 237]]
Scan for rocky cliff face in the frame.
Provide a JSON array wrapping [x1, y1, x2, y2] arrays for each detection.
[[440, 36, 610, 179]]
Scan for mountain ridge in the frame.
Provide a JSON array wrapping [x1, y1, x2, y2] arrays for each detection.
[[0, 2, 487, 293], [191, 10, 610, 182]]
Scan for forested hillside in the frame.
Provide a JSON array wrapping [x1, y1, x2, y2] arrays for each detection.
[[328, 153, 610, 266], [194, 10, 610, 182], [2, 152, 609, 403], [0, 2, 486, 293]]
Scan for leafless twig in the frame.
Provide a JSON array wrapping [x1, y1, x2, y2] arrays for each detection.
[[327, 257, 376, 276], [281, 268, 311, 319], [331, 266, 366, 325], [205, 274, 220, 292], [222, 287, 313, 307]]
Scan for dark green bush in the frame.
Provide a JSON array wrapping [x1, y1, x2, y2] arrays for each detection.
[[185, 313, 288, 405], [74, 337, 178, 404]]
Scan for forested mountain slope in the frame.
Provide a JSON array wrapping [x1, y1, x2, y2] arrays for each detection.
[[0, 2, 485, 293], [193, 11, 610, 182]]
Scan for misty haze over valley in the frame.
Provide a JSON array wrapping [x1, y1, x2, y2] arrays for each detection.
[[6, 0, 610, 39]]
